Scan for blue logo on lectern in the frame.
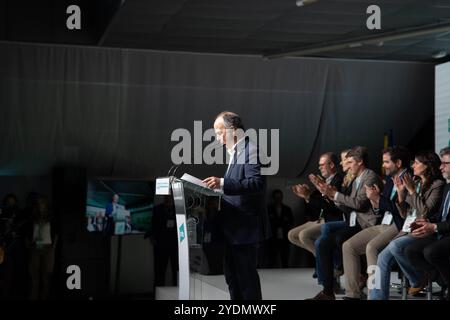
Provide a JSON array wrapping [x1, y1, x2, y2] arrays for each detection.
[[179, 224, 185, 243]]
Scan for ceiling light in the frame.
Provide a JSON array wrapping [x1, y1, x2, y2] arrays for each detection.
[[296, 0, 318, 7]]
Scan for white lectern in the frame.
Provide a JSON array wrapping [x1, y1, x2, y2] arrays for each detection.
[[156, 176, 222, 300]]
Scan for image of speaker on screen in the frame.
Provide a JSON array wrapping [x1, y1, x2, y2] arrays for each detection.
[[85, 180, 155, 236], [104, 194, 124, 235]]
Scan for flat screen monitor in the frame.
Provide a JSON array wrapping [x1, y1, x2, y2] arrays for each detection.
[[85, 179, 155, 236]]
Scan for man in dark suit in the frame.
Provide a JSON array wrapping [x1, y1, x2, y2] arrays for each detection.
[[405, 146, 450, 300], [288, 152, 344, 281], [289, 153, 344, 255], [203, 111, 270, 300]]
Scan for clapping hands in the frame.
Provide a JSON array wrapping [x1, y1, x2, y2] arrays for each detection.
[[292, 184, 311, 201], [402, 173, 416, 194]]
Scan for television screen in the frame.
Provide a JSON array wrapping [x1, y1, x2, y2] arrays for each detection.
[[85, 179, 155, 236]]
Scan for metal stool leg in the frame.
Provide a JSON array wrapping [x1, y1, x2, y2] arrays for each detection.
[[427, 279, 433, 300], [401, 274, 408, 300]]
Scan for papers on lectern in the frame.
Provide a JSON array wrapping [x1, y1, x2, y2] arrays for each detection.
[[181, 173, 223, 194]]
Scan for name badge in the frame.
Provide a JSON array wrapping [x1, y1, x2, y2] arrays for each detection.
[[402, 213, 417, 233], [381, 212, 393, 225], [349, 211, 357, 227]]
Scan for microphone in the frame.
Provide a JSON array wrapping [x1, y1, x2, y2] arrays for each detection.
[[167, 164, 179, 177], [172, 164, 183, 178]]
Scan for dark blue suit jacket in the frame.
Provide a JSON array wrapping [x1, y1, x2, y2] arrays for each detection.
[[379, 175, 405, 230], [220, 138, 270, 245], [429, 183, 450, 235]]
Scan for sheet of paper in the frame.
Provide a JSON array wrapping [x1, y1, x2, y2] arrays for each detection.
[[181, 173, 222, 193], [181, 173, 207, 187]]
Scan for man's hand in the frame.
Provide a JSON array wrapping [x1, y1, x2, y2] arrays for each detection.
[[393, 175, 405, 192], [317, 184, 337, 200], [411, 221, 437, 238], [203, 176, 221, 189], [326, 185, 338, 199], [308, 174, 324, 190], [292, 184, 311, 201], [403, 173, 416, 195], [393, 175, 406, 202]]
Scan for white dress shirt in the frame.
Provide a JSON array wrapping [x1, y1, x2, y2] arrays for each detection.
[[220, 136, 246, 189]]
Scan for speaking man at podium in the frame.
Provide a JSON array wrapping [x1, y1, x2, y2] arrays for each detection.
[[203, 111, 270, 300]]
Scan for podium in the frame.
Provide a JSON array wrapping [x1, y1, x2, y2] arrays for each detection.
[[156, 176, 223, 300]]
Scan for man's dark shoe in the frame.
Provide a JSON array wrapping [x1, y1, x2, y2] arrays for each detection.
[[342, 296, 361, 300], [305, 291, 336, 300]]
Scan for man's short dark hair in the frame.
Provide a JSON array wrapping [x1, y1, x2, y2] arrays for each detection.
[[341, 148, 351, 159], [440, 146, 450, 158], [216, 111, 245, 130], [382, 146, 411, 169], [347, 146, 369, 166], [320, 152, 339, 167]]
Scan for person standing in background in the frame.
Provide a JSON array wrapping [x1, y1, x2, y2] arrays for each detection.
[[266, 189, 293, 268]]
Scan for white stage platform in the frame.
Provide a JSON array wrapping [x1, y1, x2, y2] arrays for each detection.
[[156, 268, 439, 300]]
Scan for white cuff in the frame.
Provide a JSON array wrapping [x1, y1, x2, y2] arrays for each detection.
[[220, 178, 224, 190], [333, 192, 340, 201]]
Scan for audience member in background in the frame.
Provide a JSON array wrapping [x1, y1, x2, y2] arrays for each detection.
[[266, 189, 294, 268], [8, 191, 39, 299], [1, 194, 20, 219], [307, 146, 383, 300], [369, 150, 444, 300], [405, 146, 450, 300], [147, 195, 178, 287], [27, 196, 58, 300], [2, 193, 32, 299], [0, 214, 14, 298], [288, 152, 344, 278], [341, 146, 410, 299]]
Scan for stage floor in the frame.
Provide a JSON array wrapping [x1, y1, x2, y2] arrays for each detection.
[[156, 268, 439, 300]]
